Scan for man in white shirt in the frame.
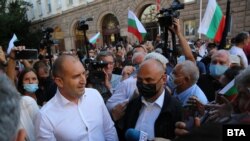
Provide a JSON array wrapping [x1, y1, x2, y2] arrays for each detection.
[[229, 32, 249, 68], [35, 55, 118, 141]]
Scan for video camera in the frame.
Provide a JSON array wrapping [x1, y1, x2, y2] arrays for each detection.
[[158, 0, 184, 27], [85, 59, 108, 83], [85, 59, 112, 102], [40, 27, 54, 49], [77, 17, 93, 31]]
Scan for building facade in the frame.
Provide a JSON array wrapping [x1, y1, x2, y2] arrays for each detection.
[[26, 0, 250, 51]]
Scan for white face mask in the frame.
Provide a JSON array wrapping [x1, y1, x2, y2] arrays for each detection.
[[23, 83, 39, 93]]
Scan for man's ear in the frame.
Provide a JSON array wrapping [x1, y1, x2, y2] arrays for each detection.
[[54, 77, 63, 88], [15, 128, 26, 141]]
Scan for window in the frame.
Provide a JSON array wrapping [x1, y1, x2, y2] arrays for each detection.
[[68, 0, 73, 5], [57, 0, 62, 8], [140, 5, 158, 23], [47, 0, 52, 13], [183, 20, 196, 37], [31, 7, 35, 19], [37, 0, 42, 16]]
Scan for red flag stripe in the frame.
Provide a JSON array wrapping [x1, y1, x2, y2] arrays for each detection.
[[214, 16, 226, 43], [128, 26, 143, 42]]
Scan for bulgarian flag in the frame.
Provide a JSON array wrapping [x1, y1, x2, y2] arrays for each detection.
[[89, 32, 100, 44], [198, 0, 225, 43], [218, 79, 238, 101], [156, 0, 161, 12], [128, 10, 147, 42]]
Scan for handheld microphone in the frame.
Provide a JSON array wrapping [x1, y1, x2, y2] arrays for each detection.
[[125, 128, 148, 141]]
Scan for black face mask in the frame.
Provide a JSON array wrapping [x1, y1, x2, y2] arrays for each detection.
[[136, 81, 158, 99], [39, 76, 51, 86]]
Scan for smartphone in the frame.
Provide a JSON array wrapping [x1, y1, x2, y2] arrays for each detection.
[[182, 106, 196, 131], [15, 49, 38, 60]]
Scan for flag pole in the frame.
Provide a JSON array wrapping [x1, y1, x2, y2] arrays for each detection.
[[199, 0, 202, 39], [157, 0, 161, 35], [218, 0, 231, 50]]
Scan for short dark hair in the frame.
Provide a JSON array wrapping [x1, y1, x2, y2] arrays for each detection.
[[235, 32, 249, 44], [96, 51, 114, 62], [52, 54, 78, 78], [33, 60, 49, 77], [0, 74, 21, 141]]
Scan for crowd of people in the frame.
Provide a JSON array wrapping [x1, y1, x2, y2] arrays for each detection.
[[0, 18, 250, 141]]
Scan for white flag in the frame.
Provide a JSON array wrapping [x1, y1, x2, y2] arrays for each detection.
[[89, 32, 100, 44], [7, 34, 18, 54]]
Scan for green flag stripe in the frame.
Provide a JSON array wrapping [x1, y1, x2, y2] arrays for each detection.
[[207, 5, 223, 38], [225, 86, 238, 96], [128, 19, 137, 29]]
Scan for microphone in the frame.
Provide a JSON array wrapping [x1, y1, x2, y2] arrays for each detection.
[[125, 128, 148, 141]]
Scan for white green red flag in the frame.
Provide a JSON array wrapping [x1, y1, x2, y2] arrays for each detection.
[[219, 79, 238, 101], [128, 10, 147, 42], [198, 0, 225, 43], [89, 32, 100, 44]]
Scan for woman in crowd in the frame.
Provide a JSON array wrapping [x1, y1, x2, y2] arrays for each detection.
[[17, 68, 41, 141]]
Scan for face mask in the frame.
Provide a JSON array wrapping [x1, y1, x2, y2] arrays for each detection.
[[23, 84, 39, 93], [209, 64, 228, 77], [136, 81, 157, 99], [39, 77, 51, 86]]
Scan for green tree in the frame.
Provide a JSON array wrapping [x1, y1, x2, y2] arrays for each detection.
[[0, 0, 42, 50]]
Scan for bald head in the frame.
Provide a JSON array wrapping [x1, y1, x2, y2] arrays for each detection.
[[139, 59, 165, 74], [52, 55, 81, 77]]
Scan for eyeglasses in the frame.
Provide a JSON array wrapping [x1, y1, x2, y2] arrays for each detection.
[[106, 62, 115, 65]]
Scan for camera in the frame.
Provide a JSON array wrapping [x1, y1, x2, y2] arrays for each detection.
[[77, 20, 89, 31], [85, 59, 108, 83], [40, 27, 54, 49], [85, 59, 111, 102], [77, 17, 93, 31], [158, 0, 184, 27]]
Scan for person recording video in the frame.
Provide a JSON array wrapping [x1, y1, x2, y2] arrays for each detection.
[[85, 51, 122, 102]]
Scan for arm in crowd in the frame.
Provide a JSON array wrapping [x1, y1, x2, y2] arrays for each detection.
[[171, 18, 195, 63], [6, 49, 16, 82], [6, 46, 32, 82]]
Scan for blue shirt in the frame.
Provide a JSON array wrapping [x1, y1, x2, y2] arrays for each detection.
[[173, 84, 208, 106]]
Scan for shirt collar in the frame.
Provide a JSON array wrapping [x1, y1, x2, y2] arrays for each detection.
[[174, 84, 196, 101], [55, 88, 85, 106], [141, 90, 165, 108]]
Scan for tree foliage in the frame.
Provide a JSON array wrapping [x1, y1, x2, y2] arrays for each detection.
[[0, 0, 42, 50]]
